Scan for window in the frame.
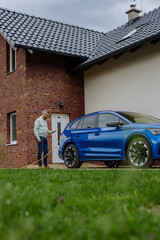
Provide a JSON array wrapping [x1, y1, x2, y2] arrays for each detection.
[[70, 120, 80, 129], [57, 122, 61, 145], [7, 43, 16, 73], [81, 115, 98, 129], [116, 23, 149, 44], [77, 119, 84, 129], [118, 112, 160, 124], [98, 114, 126, 128], [10, 112, 17, 144]]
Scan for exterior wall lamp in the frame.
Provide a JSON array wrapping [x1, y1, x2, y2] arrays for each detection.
[[59, 101, 65, 109]]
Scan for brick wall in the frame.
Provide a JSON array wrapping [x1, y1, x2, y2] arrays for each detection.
[[25, 51, 84, 166], [0, 35, 84, 168], [0, 35, 28, 168]]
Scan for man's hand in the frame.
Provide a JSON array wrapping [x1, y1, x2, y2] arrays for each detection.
[[38, 139, 41, 143], [52, 130, 56, 134]]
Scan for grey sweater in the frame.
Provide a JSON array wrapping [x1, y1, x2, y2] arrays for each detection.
[[34, 116, 51, 139]]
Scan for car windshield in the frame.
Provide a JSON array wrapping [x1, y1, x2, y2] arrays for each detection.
[[117, 112, 160, 124]]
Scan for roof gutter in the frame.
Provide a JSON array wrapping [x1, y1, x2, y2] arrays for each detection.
[[0, 28, 88, 60], [15, 43, 88, 60], [69, 32, 160, 73]]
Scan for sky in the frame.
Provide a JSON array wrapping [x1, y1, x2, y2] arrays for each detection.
[[0, 0, 160, 32]]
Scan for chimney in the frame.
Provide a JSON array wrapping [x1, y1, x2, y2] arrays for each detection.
[[125, 0, 142, 21]]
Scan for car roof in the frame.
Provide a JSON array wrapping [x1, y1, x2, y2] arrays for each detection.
[[68, 110, 133, 128], [82, 110, 141, 117], [71, 110, 132, 121]]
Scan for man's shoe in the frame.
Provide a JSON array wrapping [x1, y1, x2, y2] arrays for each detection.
[[39, 166, 43, 168]]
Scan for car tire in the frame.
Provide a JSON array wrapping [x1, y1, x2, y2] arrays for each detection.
[[126, 137, 153, 168], [104, 160, 121, 168], [63, 144, 82, 169]]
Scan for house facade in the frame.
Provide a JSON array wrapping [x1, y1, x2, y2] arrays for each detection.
[[72, 4, 160, 117], [0, 6, 104, 168], [0, 4, 160, 168], [0, 34, 85, 167], [84, 41, 160, 116]]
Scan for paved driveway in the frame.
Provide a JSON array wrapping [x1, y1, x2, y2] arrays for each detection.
[[27, 163, 160, 169]]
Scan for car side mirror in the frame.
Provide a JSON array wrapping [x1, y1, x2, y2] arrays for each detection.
[[106, 121, 120, 128]]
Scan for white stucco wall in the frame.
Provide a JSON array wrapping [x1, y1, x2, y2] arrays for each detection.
[[84, 42, 160, 118]]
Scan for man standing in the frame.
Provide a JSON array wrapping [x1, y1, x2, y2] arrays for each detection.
[[34, 110, 55, 168]]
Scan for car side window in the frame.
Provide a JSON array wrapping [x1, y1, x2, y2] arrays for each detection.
[[120, 119, 127, 125], [77, 119, 84, 129], [82, 115, 98, 129], [70, 120, 80, 129], [77, 115, 98, 129], [98, 114, 127, 128]]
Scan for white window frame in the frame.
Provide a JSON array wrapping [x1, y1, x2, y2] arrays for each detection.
[[10, 112, 17, 144], [9, 46, 16, 73]]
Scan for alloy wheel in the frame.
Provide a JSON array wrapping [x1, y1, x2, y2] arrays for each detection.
[[64, 146, 77, 167], [128, 140, 148, 167]]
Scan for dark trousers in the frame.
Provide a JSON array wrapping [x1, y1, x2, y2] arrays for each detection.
[[37, 136, 48, 166]]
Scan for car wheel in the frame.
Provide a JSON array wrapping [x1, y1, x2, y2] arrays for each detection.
[[63, 144, 82, 168], [126, 137, 153, 168], [104, 160, 121, 168]]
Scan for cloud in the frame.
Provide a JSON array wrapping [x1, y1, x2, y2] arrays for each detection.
[[81, 0, 129, 31], [141, 0, 160, 12], [0, 0, 76, 7]]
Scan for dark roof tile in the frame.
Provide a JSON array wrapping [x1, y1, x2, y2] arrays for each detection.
[[71, 5, 160, 71], [0, 7, 104, 58], [1, 6, 160, 70]]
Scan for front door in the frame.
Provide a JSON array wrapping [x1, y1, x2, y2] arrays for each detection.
[[92, 113, 124, 160], [93, 127, 123, 160], [51, 114, 69, 163]]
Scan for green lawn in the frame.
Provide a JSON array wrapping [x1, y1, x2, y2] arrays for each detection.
[[0, 169, 160, 240]]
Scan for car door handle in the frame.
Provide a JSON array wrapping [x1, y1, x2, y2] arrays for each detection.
[[76, 135, 80, 138], [95, 133, 100, 136]]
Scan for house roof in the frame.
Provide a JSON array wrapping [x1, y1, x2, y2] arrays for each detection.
[[0, 6, 160, 71], [0, 7, 104, 59], [71, 6, 160, 72]]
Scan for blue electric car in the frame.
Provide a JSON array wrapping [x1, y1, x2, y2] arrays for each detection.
[[58, 111, 160, 169]]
